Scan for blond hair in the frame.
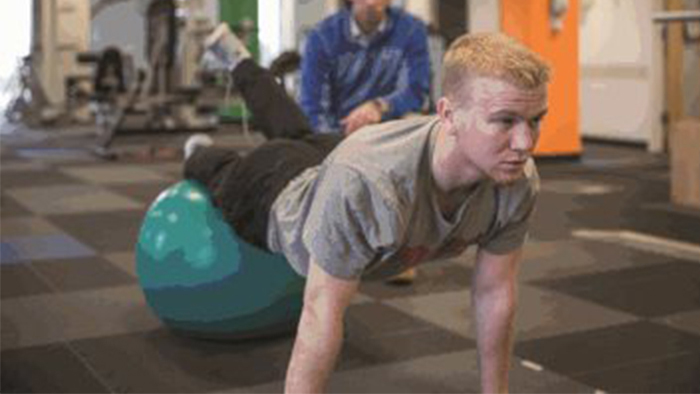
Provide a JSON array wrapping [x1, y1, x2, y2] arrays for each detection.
[[442, 33, 551, 102]]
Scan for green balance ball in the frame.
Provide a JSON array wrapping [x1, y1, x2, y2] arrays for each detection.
[[136, 180, 305, 339]]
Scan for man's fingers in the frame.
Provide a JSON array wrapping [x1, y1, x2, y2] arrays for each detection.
[[341, 103, 382, 135]]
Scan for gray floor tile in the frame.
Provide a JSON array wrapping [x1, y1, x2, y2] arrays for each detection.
[[0, 216, 62, 238], [48, 210, 145, 253], [0, 234, 95, 264], [654, 309, 700, 337], [6, 184, 143, 214], [386, 285, 637, 342], [384, 289, 472, 339], [1, 285, 161, 350], [520, 239, 671, 282], [31, 256, 136, 292], [345, 302, 450, 338], [514, 321, 700, 376], [60, 165, 175, 185], [513, 285, 638, 341], [1, 343, 110, 393], [535, 260, 700, 317]]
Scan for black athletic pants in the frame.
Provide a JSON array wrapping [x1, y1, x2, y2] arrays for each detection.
[[184, 60, 342, 250]]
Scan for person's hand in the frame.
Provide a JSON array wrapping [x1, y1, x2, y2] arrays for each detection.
[[340, 100, 384, 136]]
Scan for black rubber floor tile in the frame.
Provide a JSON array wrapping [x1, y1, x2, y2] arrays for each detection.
[[1, 169, 83, 188], [344, 326, 476, 367], [534, 261, 700, 317], [0, 264, 53, 299], [621, 210, 700, 244], [107, 181, 175, 205], [343, 303, 475, 366], [69, 328, 298, 392], [48, 210, 144, 253], [359, 263, 472, 300], [514, 321, 700, 376], [575, 351, 700, 393], [1, 343, 110, 393], [0, 194, 31, 217], [345, 302, 442, 335], [30, 256, 136, 292]]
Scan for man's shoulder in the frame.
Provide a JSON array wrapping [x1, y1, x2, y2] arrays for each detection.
[[329, 117, 437, 180], [389, 7, 425, 25], [387, 7, 428, 32], [307, 9, 349, 50], [314, 9, 349, 34]]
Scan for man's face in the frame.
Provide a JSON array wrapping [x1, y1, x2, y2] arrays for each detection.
[[351, 0, 391, 33], [450, 77, 548, 185]]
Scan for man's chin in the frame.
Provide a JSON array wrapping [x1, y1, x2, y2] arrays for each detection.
[[491, 169, 525, 185]]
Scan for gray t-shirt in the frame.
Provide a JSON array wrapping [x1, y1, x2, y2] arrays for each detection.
[[267, 116, 539, 280]]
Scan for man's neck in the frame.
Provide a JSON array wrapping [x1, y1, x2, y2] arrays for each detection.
[[351, 12, 387, 37], [431, 123, 482, 194], [431, 124, 484, 219]]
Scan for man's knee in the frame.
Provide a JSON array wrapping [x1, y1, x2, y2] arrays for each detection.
[[184, 147, 241, 190]]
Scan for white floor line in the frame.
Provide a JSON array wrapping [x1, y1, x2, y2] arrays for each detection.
[[520, 359, 544, 372], [572, 229, 700, 263]]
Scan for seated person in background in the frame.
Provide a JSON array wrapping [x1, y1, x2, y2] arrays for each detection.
[[191, 24, 550, 393], [300, 0, 431, 136]]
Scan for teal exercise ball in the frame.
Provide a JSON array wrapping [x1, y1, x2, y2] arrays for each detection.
[[135, 180, 305, 339]]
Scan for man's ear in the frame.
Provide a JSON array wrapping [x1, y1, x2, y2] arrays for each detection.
[[437, 97, 458, 136]]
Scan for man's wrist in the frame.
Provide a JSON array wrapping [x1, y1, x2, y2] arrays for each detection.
[[371, 98, 390, 117]]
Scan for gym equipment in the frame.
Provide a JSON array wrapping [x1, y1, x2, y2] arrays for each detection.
[[79, 0, 223, 159], [136, 180, 305, 339]]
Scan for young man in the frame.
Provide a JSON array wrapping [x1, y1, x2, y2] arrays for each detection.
[[190, 26, 550, 393], [300, 0, 431, 136]]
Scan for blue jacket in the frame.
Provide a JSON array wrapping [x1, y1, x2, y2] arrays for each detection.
[[300, 7, 431, 134]]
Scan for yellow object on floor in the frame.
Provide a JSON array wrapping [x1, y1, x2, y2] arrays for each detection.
[[385, 267, 417, 285]]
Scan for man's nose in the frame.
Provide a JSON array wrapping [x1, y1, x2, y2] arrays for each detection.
[[510, 124, 536, 152], [366, 0, 384, 10]]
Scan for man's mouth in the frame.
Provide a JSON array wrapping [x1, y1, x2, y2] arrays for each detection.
[[503, 158, 527, 165], [500, 159, 527, 171]]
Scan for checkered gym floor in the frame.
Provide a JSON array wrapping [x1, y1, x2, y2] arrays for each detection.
[[1, 122, 699, 393]]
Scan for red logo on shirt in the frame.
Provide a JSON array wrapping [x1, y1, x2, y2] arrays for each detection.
[[442, 238, 470, 255], [397, 246, 431, 268]]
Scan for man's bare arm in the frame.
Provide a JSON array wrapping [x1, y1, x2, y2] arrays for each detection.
[[472, 248, 522, 394], [285, 259, 359, 394]]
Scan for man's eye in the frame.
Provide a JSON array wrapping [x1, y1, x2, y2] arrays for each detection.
[[530, 117, 544, 129], [497, 118, 516, 127]]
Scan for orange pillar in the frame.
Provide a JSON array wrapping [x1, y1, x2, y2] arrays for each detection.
[[501, 0, 582, 157]]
